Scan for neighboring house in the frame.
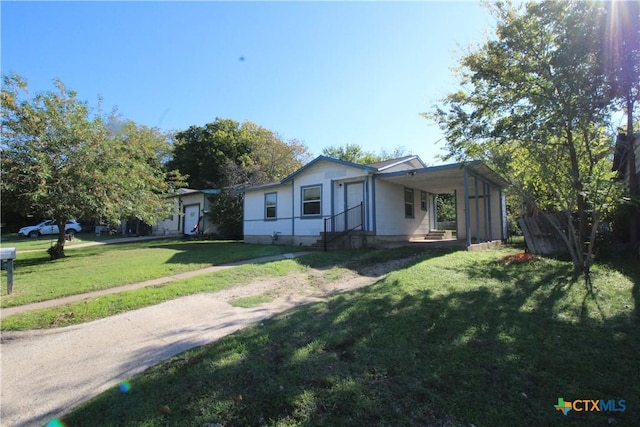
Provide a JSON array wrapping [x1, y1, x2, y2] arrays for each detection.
[[613, 132, 640, 190], [243, 155, 509, 248], [153, 188, 220, 236]]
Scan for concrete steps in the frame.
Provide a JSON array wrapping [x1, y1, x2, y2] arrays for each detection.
[[424, 230, 453, 240]]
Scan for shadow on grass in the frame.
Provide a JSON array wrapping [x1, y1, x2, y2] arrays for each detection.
[[63, 251, 639, 426]]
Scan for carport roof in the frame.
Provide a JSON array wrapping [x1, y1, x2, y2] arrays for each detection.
[[376, 161, 510, 193]]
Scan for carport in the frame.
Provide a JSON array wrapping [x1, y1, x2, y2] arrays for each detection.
[[376, 161, 510, 247]]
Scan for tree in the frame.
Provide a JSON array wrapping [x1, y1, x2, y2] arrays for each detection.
[[322, 143, 381, 164], [167, 118, 249, 189], [603, 0, 640, 248], [428, 1, 620, 275], [168, 118, 311, 238], [322, 143, 411, 164], [1, 75, 179, 258], [168, 119, 311, 190]]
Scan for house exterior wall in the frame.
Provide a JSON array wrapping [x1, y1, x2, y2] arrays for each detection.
[[243, 157, 507, 247], [244, 183, 294, 244], [244, 160, 372, 245], [373, 179, 430, 241], [291, 161, 370, 245], [153, 192, 212, 236]]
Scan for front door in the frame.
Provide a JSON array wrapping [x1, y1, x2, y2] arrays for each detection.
[[344, 182, 364, 231], [183, 204, 200, 235]]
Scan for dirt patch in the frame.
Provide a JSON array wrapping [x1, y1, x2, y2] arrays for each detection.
[[222, 254, 424, 310]]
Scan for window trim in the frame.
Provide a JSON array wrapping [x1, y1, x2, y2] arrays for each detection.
[[420, 191, 428, 211], [301, 184, 323, 218], [404, 188, 415, 218], [265, 192, 277, 220]]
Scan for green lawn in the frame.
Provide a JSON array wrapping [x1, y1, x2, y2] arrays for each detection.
[[0, 247, 419, 330], [0, 239, 298, 308], [0, 232, 123, 252], [61, 248, 639, 426]]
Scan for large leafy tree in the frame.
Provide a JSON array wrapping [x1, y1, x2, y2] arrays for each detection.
[[322, 143, 411, 164], [1, 75, 179, 258], [168, 118, 311, 238], [428, 1, 620, 275], [168, 118, 310, 190]]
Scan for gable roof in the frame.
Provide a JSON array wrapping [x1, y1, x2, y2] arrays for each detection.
[[367, 155, 426, 171], [281, 155, 374, 183], [243, 154, 434, 193]]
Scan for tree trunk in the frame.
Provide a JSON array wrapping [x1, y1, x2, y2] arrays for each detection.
[[48, 219, 67, 260], [566, 126, 589, 274]]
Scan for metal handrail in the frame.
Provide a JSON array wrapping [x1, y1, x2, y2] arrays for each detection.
[[323, 202, 364, 251]]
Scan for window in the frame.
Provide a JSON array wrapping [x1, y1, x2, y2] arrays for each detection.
[[302, 185, 321, 216], [404, 188, 414, 218], [421, 191, 428, 211], [265, 192, 277, 219]]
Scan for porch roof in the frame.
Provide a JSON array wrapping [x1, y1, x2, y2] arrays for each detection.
[[375, 161, 510, 193]]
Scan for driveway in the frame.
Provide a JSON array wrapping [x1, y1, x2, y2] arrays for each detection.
[[1, 294, 279, 426], [0, 251, 415, 426]]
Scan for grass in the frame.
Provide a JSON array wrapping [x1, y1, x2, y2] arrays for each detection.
[[1, 259, 307, 330], [0, 246, 424, 330], [61, 248, 639, 426], [0, 239, 298, 308], [0, 232, 123, 252]]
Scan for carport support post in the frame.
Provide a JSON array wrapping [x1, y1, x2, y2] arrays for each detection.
[[463, 167, 471, 247], [483, 181, 489, 242], [474, 175, 481, 243]]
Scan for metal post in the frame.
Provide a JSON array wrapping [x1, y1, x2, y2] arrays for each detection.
[[486, 182, 493, 241], [324, 217, 327, 252], [1, 248, 16, 295], [483, 181, 489, 242], [6, 259, 14, 295], [474, 175, 480, 243], [463, 168, 471, 247]]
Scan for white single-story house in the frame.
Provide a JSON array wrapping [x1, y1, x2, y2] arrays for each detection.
[[153, 188, 220, 236], [243, 155, 509, 248]]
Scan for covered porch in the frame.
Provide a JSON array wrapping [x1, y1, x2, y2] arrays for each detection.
[[375, 161, 509, 247]]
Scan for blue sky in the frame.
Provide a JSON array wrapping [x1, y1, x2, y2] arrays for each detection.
[[1, 1, 495, 165]]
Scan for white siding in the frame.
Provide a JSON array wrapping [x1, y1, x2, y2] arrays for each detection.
[[244, 183, 294, 244], [154, 192, 210, 236], [374, 179, 429, 238], [292, 161, 369, 242]]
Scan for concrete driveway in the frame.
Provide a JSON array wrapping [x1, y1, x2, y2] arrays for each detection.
[[0, 250, 313, 427], [1, 294, 279, 426]]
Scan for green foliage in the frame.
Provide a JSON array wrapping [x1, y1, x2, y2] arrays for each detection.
[[168, 118, 311, 189], [169, 119, 311, 239], [207, 191, 244, 239], [322, 143, 411, 164], [427, 1, 624, 273], [435, 194, 455, 222], [322, 143, 381, 164], [0, 74, 180, 258]]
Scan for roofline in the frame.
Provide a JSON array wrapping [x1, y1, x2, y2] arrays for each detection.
[[377, 160, 510, 188], [376, 155, 427, 171], [377, 161, 465, 178], [281, 155, 373, 183], [242, 181, 289, 193]]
